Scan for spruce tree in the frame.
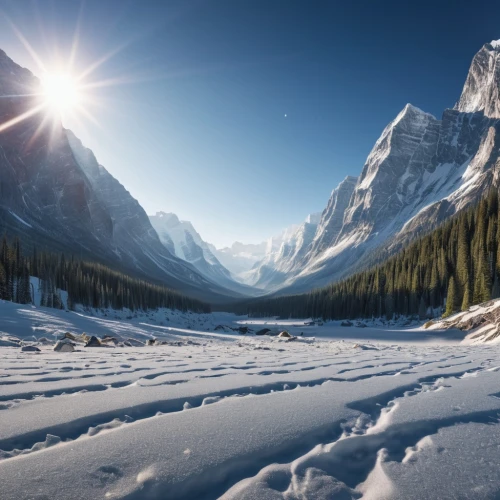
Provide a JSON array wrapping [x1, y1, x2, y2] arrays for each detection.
[[445, 276, 458, 318]]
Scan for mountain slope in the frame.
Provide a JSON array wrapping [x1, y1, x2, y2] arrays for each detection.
[[245, 213, 322, 289], [308, 175, 358, 257], [149, 212, 256, 295], [209, 241, 267, 279], [0, 48, 243, 303], [239, 189, 500, 323], [456, 40, 500, 118], [267, 41, 500, 294]]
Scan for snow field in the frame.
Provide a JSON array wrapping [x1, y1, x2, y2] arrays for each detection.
[[1, 301, 500, 498]]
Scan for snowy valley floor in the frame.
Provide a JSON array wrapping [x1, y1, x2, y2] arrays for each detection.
[[1, 302, 500, 499]]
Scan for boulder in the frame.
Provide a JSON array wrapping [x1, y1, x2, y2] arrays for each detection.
[[62, 332, 89, 344], [146, 338, 156, 346], [54, 340, 75, 352], [100, 337, 118, 345], [0, 336, 21, 347], [340, 320, 352, 327], [256, 328, 271, 336], [21, 345, 40, 352], [124, 338, 145, 347], [278, 331, 292, 338], [84, 336, 101, 347], [238, 327, 250, 334]]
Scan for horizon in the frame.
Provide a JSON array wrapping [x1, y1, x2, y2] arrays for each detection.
[[0, 0, 500, 247]]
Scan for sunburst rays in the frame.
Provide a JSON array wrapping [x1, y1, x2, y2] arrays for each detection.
[[0, 9, 132, 146]]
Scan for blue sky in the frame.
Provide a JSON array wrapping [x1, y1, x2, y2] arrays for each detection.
[[0, 0, 499, 247]]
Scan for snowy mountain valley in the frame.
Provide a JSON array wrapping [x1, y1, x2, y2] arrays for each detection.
[[3, 38, 500, 301], [146, 40, 500, 297], [4, 25, 500, 500]]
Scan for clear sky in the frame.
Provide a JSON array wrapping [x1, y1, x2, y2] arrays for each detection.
[[0, 0, 499, 248]]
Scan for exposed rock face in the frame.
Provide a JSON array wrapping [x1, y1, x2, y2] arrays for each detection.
[[149, 212, 254, 295], [0, 49, 243, 302], [430, 298, 500, 343], [0, 49, 115, 258], [455, 41, 500, 118], [340, 104, 440, 240], [309, 175, 358, 257], [257, 41, 500, 294], [247, 213, 322, 289]]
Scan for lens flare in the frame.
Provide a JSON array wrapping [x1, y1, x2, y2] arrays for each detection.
[[41, 73, 81, 112]]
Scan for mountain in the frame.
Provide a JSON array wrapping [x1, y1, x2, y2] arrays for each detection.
[[308, 176, 358, 257], [0, 48, 244, 303], [456, 40, 500, 118], [265, 40, 500, 294], [244, 213, 322, 288], [149, 212, 255, 295], [209, 241, 267, 279], [238, 189, 500, 323]]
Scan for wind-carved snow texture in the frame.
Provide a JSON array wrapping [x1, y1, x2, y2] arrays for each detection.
[[2, 304, 500, 499]]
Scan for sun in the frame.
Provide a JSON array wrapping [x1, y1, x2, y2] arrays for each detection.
[[41, 73, 81, 113], [0, 16, 135, 135]]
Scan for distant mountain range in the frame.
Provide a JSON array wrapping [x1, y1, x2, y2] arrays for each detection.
[[149, 212, 255, 295], [2, 40, 500, 302]]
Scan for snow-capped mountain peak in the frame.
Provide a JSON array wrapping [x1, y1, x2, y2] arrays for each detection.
[[248, 40, 500, 294], [305, 212, 321, 224], [149, 212, 256, 294], [455, 41, 500, 117], [154, 211, 181, 226]]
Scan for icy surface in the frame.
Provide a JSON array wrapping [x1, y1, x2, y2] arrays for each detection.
[[1, 302, 500, 499]]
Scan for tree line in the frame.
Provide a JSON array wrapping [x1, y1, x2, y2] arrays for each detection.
[[0, 237, 210, 313], [233, 190, 500, 321]]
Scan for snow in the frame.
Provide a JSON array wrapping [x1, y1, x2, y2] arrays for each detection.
[[2, 301, 500, 498], [429, 297, 500, 343], [8, 210, 32, 228], [490, 39, 500, 48]]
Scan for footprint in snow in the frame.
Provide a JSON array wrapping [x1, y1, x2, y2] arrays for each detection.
[[90, 465, 124, 488]]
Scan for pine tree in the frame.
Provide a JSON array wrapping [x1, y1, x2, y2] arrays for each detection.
[[418, 295, 427, 320], [445, 276, 458, 318]]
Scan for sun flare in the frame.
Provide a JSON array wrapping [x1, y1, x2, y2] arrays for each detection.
[[41, 73, 81, 112], [0, 16, 134, 136]]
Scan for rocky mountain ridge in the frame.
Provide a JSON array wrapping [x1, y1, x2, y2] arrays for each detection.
[[0, 49, 247, 303], [149, 211, 255, 295], [244, 40, 500, 294]]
